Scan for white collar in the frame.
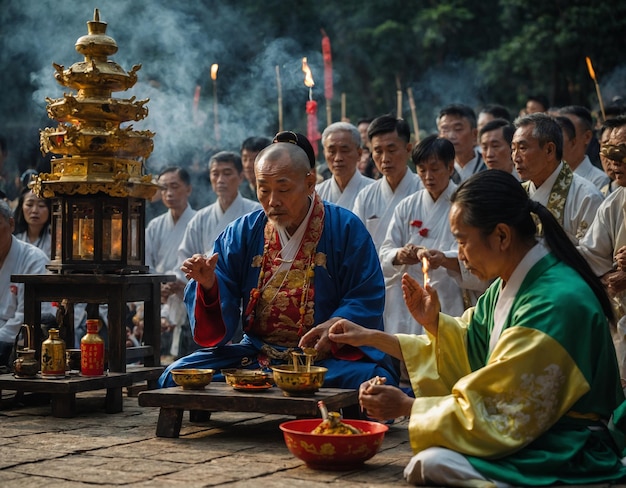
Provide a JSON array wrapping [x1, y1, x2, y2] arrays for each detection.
[[489, 243, 549, 354]]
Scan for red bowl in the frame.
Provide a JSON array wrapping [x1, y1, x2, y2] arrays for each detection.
[[279, 418, 388, 470]]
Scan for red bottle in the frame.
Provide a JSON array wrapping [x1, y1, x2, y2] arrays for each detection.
[[80, 319, 105, 376]]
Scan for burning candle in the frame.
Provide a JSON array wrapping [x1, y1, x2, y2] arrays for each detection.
[[211, 63, 220, 143], [302, 57, 319, 158], [321, 29, 333, 127], [585, 56, 606, 122], [422, 256, 430, 286]]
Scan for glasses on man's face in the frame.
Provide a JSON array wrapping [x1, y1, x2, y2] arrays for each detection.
[[601, 144, 626, 163], [273, 131, 299, 145]]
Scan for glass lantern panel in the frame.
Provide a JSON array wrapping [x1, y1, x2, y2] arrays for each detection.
[[103, 204, 123, 261], [72, 203, 94, 261], [51, 201, 63, 261], [129, 213, 139, 261]]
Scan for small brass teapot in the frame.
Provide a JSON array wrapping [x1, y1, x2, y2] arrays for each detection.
[[13, 324, 38, 378]]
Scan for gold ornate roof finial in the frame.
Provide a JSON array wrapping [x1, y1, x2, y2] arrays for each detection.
[[34, 9, 156, 200]]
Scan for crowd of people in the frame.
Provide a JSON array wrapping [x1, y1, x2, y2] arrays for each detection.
[[3, 95, 626, 485]]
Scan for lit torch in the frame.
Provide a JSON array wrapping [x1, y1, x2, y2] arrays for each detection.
[[585, 56, 606, 122], [302, 57, 319, 158], [211, 63, 220, 143]]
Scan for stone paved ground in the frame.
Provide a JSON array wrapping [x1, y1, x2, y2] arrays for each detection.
[[0, 388, 622, 487], [0, 388, 411, 487]]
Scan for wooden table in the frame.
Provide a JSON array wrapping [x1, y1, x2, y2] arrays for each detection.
[[5, 274, 173, 416], [138, 383, 360, 438], [0, 366, 164, 417], [12, 273, 174, 372]]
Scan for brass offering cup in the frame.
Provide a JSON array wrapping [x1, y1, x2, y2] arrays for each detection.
[[271, 364, 327, 396]]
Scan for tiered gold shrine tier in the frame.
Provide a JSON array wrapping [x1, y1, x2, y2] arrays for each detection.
[[34, 9, 156, 200]]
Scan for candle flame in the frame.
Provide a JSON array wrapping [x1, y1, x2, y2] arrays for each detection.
[[422, 256, 430, 285], [302, 57, 315, 88], [211, 64, 219, 81], [585, 57, 596, 81]]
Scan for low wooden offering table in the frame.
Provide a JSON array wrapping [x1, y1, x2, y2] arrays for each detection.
[[138, 383, 360, 438]]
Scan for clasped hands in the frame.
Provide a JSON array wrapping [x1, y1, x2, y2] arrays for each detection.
[[603, 246, 626, 296], [394, 245, 446, 271]]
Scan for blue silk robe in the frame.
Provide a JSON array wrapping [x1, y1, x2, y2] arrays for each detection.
[[159, 201, 398, 389]]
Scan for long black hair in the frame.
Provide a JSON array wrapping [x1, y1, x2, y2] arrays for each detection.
[[451, 170, 614, 321]]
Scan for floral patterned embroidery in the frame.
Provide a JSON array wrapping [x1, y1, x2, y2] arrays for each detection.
[[246, 194, 324, 346], [576, 220, 589, 241], [522, 163, 572, 227], [478, 364, 565, 443]]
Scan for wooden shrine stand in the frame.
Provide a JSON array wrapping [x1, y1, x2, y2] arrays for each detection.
[[0, 273, 174, 417]]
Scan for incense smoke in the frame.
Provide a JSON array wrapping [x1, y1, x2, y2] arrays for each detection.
[[0, 0, 324, 175]]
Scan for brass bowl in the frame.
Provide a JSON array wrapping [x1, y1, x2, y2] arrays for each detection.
[[221, 369, 274, 390], [171, 368, 215, 390], [271, 364, 327, 396]]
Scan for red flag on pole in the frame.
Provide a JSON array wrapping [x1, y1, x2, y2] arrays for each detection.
[[321, 29, 333, 101]]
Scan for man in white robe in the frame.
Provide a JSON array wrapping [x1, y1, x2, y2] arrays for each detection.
[[316, 122, 374, 209], [145, 166, 196, 360], [177, 151, 261, 277], [353, 115, 422, 251], [437, 104, 486, 183], [479, 119, 520, 179], [559, 105, 610, 191], [578, 116, 626, 379], [379, 136, 462, 337], [0, 200, 49, 366], [513, 113, 603, 244]]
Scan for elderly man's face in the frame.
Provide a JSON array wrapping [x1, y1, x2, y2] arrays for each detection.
[[512, 124, 556, 187], [323, 130, 362, 183], [255, 152, 316, 235]]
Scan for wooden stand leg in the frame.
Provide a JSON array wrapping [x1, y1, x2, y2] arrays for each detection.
[[156, 407, 183, 438], [189, 410, 211, 422], [51, 393, 76, 418], [105, 387, 124, 413]]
